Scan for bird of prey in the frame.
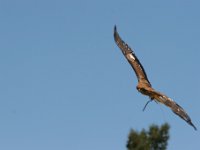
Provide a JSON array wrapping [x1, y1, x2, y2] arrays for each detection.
[[114, 26, 197, 130]]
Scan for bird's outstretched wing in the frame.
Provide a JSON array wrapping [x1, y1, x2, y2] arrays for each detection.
[[151, 90, 197, 130], [114, 26, 151, 87]]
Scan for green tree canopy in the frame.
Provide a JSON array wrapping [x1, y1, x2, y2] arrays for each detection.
[[127, 123, 170, 150]]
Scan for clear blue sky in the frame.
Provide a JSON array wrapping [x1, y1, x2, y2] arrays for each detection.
[[0, 0, 199, 149]]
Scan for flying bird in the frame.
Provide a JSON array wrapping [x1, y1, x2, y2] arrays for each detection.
[[113, 26, 197, 130]]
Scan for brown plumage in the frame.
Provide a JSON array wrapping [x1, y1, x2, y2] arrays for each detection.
[[114, 26, 197, 130]]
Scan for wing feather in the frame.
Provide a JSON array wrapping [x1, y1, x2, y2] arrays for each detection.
[[152, 91, 197, 130], [114, 26, 151, 86]]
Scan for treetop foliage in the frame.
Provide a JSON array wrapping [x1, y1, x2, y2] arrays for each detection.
[[127, 123, 170, 150]]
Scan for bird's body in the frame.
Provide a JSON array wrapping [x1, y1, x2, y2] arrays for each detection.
[[114, 26, 197, 130]]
